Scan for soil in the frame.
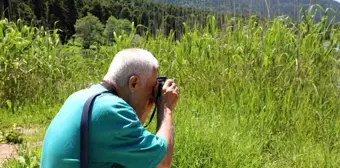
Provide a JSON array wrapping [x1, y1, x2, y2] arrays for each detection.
[[0, 128, 41, 166], [0, 144, 17, 165]]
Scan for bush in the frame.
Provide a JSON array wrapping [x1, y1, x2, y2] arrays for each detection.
[[0, 124, 23, 144], [75, 13, 104, 49], [103, 16, 132, 45]]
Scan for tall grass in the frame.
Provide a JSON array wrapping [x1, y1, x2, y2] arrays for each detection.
[[0, 19, 65, 108], [1, 6, 340, 167], [0, 18, 114, 109]]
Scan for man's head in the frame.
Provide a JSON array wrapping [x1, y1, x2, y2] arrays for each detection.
[[103, 48, 159, 123]]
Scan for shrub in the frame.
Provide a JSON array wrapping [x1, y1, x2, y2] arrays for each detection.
[[74, 13, 104, 49]]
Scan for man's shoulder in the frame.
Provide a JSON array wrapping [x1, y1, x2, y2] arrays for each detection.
[[56, 84, 135, 122], [87, 88, 138, 124], [89, 90, 141, 137], [65, 84, 126, 106], [94, 92, 133, 114]]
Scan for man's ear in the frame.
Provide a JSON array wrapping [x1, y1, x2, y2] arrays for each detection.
[[128, 75, 139, 92]]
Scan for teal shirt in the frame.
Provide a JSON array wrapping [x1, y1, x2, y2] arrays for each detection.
[[41, 84, 167, 168]]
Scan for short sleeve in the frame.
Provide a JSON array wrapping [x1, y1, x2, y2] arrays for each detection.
[[89, 95, 167, 168]]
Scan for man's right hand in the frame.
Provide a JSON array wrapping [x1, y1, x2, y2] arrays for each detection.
[[157, 79, 179, 112]]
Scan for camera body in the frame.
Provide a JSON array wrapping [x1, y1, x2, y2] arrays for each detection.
[[156, 76, 167, 99], [144, 76, 167, 128]]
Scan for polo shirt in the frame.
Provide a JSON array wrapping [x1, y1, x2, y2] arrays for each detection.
[[40, 84, 167, 168]]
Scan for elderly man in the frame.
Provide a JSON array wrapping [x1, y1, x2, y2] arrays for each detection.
[[40, 48, 179, 168]]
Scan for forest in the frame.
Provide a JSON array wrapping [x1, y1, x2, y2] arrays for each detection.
[[154, 0, 340, 19], [0, 0, 226, 44], [3, 0, 338, 45]]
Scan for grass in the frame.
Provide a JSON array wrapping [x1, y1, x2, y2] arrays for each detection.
[[1, 6, 340, 167]]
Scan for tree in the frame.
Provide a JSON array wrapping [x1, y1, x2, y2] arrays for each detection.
[[32, 0, 45, 20], [115, 18, 132, 35], [2, 0, 10, 20], [0, 0, 4, 18], [17, 3, 35, 22], [88, 1, 103, 22], [48, 0, 67, 43], [64, 0, 78, 39], [103, 16, 118, 44], [75, 0, 84, 15], [75, 13, 104, 49], [103, 16, 132, 44]]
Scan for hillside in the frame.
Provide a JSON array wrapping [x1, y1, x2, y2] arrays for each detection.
[[0, 0, 223, 42], [154, 0, 340, 19], [240, 0, 340, 19]]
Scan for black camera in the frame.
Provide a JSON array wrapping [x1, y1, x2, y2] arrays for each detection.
[[145, 76, 167, 128], [155, 76, 167, 99]]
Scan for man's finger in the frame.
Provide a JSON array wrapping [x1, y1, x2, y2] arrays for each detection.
[[173, 88, 179, 96], [165, 79, 174, 86], [170, 83, 176, 89]]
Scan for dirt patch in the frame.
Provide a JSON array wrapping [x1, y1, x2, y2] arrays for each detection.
[[0, 144, 17, 165], [0, 128, 41, 166], [21, 128, 38, 135]]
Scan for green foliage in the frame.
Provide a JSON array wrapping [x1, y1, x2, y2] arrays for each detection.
[[31, 0, 45, 21], [3, 0, 340, 45], [112, 18, 132, 37], [154, 0, 340, 20], [0, 124, 24, 144], [0, 18, 71, 108], [131, 34, 145, 47], [103, 16, 118, 44], [1, 8, 340, 167], [75, 13, 104, 49], [1, 0, 224, 43], [103, 16, 132, 44], [64, 0, 78, 35], [16, 3, 35, 22]]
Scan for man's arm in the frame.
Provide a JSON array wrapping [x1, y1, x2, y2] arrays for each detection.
[[155, 79, 179, 168], [156, 106, 174, 168]]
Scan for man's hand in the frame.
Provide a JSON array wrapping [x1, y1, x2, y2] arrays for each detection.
[[157, 79, 179, 111]]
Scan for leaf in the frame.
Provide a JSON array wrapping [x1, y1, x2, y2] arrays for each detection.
[[6, 99, 12, 110]]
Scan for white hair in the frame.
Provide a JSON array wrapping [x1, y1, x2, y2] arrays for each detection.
[[103, 48, 159, 87]]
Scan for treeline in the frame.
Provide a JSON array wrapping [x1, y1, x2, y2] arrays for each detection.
[[154, 0, 340, 21], [0, 0, 225, 43]]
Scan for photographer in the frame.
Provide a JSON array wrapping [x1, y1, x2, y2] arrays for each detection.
[[40, 48, 179, 168]]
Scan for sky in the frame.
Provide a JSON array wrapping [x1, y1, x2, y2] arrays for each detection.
[[333, 0, 340, 3]]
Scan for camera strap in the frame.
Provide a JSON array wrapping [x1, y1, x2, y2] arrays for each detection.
[[144, 79, 163, 128], [144, 107, 157, 128], [80, 90, 111, 168], [80, 81, 117, 168]]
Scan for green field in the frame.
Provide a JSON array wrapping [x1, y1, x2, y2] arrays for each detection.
[[1, 9, 340, 168]]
